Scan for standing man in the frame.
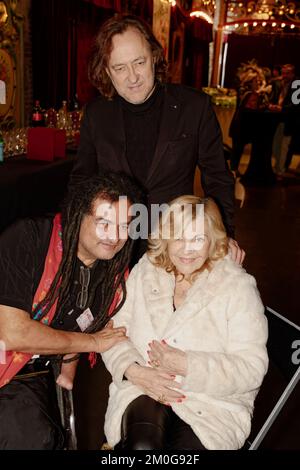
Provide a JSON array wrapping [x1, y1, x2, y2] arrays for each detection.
[[70, 15, 244, 263], [0, 172, 141, 449]]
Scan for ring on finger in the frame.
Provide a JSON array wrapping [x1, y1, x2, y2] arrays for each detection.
[[151, 359, 160, 368], [157, 394, 166, 404]]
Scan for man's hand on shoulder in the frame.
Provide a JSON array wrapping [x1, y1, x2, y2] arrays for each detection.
[[228, 238, 245, 265]]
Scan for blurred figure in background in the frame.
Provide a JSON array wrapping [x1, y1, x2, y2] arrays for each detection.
[[229, 71, 261, 173], [269, 64, 299, 177], [269, 65, 282, 105]]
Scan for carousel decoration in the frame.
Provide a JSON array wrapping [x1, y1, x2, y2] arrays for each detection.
[[0, 0, 24, 129], [225, 0, 300, 34], [168, 0, 217, 24], [189, 0, 216, 23]]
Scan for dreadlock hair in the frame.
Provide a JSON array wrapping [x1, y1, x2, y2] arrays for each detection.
[[31, 172, 142, 333]]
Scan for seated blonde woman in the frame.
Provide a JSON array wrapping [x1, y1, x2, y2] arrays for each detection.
[[101, 196, 268, 450]]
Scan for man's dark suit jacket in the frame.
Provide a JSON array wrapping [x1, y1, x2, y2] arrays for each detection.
[[70, 84, 235, 237]]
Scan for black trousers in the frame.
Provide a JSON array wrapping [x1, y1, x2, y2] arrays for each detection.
[[230, 139, 247, 172], [115, 395, 206, 451], [0, 369, 64, 450]]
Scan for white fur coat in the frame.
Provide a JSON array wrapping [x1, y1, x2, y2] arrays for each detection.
[[102, 254, 268, 450]]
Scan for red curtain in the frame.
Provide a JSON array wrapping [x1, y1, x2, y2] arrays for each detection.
[[32, 0, 124, 108], [84, 0, 122, 12], [76, 23, 99, 106], [170, 6, 212, 88]]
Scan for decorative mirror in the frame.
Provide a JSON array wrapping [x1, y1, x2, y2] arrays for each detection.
[[0, 0, 24, 129]]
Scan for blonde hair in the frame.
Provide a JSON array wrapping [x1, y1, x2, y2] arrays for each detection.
[[148, 196, 228, 278]]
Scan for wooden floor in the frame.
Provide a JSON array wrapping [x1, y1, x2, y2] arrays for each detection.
[[234, 153, 300, 450], [73, 152, 300, 450], [237, 150, 300, 323]]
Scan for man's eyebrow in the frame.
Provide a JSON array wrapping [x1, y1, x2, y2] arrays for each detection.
[[132, 56, 146, 62], [112, 56, 146, 67], [111, 62, 126, 68]]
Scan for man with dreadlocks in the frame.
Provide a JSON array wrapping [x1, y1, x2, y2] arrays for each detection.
[[0, 172, 141, 449]]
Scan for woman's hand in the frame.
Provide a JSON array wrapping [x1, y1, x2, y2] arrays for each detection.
[[90, 320, 127, 353], [125, 363, 185, 404], [148, 340, 188, 377]]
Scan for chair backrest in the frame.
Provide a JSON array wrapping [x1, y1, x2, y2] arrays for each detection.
[[53, 360, 77, 450], [56, 384, 77, 450], [248, 306, 300, 450]]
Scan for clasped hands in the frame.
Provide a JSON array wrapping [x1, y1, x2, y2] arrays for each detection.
[[147, 339, 187, 377], [125, 340, 187, 405]]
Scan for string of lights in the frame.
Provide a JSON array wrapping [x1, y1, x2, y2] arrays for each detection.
[[166, 0, 300, 32]]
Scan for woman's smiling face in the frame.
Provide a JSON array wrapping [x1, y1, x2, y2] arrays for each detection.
[[167, 218, 210, 277]]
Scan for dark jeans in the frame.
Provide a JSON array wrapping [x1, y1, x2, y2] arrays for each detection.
[[0, 369, 64, 450], [115, 395, 206, 451], [230, 139, 247, 172]]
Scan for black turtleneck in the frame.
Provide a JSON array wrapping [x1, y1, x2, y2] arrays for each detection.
[[119, 83, 164, 187]]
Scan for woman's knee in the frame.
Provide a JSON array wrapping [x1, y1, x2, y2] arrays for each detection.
[[120, 396, 170, 450], [120, 423, 166, 450]]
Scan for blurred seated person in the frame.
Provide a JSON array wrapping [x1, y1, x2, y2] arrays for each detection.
[[101, 196, 268, 450]]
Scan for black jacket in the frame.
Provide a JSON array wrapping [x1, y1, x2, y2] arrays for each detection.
[[70, 84, 235, 236]]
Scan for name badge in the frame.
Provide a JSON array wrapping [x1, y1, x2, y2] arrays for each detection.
[[76, 308, 94, 332]]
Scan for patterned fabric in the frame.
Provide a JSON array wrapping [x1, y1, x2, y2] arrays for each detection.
[[0, 214, 63, 388], [88, 269, 129, 369]]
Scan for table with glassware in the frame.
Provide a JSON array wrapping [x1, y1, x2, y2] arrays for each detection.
[[0, 153, 75, 233]]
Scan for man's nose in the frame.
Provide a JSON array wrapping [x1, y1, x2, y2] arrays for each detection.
[[106, 225, 119, 243], [127, 66, 138, 83]]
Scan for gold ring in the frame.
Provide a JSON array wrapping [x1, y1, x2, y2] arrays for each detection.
[[157, 394, 166, 404], [151, 359, 160, 368]]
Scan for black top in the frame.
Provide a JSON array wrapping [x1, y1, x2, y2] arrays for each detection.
[[71, 83, 235, 238], [0, 217, 104, 331], [119, 83, 164, 187]]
